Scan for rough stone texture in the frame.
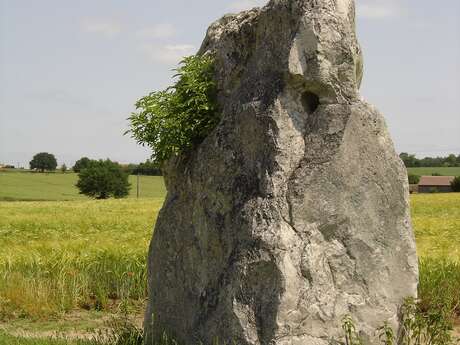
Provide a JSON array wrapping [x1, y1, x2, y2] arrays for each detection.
[[144, 1, 419, 344]]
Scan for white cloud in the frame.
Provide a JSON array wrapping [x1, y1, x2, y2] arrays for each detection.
[[81, 18, 121, 37], [136, 24, 176, 39], [141, 44, 196, 64], [228, 0, 267, 12], [356, 1, 405, 19], [357, 4, 393, 18]]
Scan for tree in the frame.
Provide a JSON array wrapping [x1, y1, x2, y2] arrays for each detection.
[[408, 173, 420, 185], [76, 159, 131, 199], [30, 152, 57, 172], [399, 153, 418, 167], [445, 154, 458, 167], [451, 176, 460, 192], [119, 163, 138, 175], [73, 157, 91, 172], [61, 164, 67, 173]]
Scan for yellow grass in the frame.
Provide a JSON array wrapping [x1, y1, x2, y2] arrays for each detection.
[[0, 198, 163, 319], [411, 193, 460, 261], [1, 193, 459, 321]]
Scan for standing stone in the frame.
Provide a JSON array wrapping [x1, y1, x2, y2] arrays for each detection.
[[144, 0, 418, 344]]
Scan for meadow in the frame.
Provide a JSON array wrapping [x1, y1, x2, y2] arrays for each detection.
[[0, 198, 163, 320], [407, 167, 460, 176], [1, 170, 460, 344], [0, 171, 165, 201], [413, 193, 460, 260], [0, 333, 91, 345]]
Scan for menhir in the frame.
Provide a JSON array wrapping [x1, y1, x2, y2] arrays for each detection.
[[144, 1, 419, 344]]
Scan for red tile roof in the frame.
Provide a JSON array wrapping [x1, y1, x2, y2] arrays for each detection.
[[418, 176, 455, 186]]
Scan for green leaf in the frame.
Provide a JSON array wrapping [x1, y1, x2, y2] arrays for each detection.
[[127, 54, 218, 165]]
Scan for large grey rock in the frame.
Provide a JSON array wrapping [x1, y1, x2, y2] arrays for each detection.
[[144, 0, 418, 344]]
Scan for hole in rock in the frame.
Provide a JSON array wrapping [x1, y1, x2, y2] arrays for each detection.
[[301, 91, 320, 115]]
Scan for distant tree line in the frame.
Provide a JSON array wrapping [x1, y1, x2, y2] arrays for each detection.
[[72, 157, 162, 176], [26, 153, 162, 177], [400, 153, 460, 168], [73, 157, 161, 176], [130, 160, 162, 176]]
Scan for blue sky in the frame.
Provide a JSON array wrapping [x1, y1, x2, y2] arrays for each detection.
[[0, 0, 459, 167]]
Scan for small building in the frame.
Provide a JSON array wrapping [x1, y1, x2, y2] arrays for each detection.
[[418, 176, 455, 193]]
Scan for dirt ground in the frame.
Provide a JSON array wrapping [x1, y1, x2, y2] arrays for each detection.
[[453, 317, 460, 340], [1, 313, 459, 342], [0, 309, 143, 340]]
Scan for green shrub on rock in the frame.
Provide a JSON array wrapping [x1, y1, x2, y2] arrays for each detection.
[[127, 55, 218, 165]]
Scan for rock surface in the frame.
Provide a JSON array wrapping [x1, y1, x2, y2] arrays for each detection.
[[144, 1, 418, 344]]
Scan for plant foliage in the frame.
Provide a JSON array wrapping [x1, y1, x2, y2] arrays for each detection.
[[132, 159, 162, 176], [29, 152, 57, 172], [451, 176, 460, 192], [399, 297, 454, 345], [127, 54, 218, 165], [408, 173, 420, 185], [341, 297, 456, 345], [341, 315, 363, 345], [76, 160, 131, 199], [400, 153, 460, 168], [73, 157, 91, 173]]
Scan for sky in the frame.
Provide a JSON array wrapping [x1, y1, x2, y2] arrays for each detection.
[[0, 0, 459, 167]]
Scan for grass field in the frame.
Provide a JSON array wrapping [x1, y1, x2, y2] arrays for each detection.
[[407, 167, 460, 176], [0, 332, 91, 345], [1, 168, 457, 202], [412, 193, 460, 260], [1, 171, 460, 343], [0, 198, 163, 320], [1, 193, 459, 318], [0, 171, 165, 201]]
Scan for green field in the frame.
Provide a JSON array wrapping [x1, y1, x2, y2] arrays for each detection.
[[412, 193, 460, 260], [0, 171, 165, 201], [1, 171, 460, 343], [0, 198, 164, 320], [1, 168, 457, 202], [0, 332, 91, 345], [407, 167, 460, 176], [1, 192, 459, 317]]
